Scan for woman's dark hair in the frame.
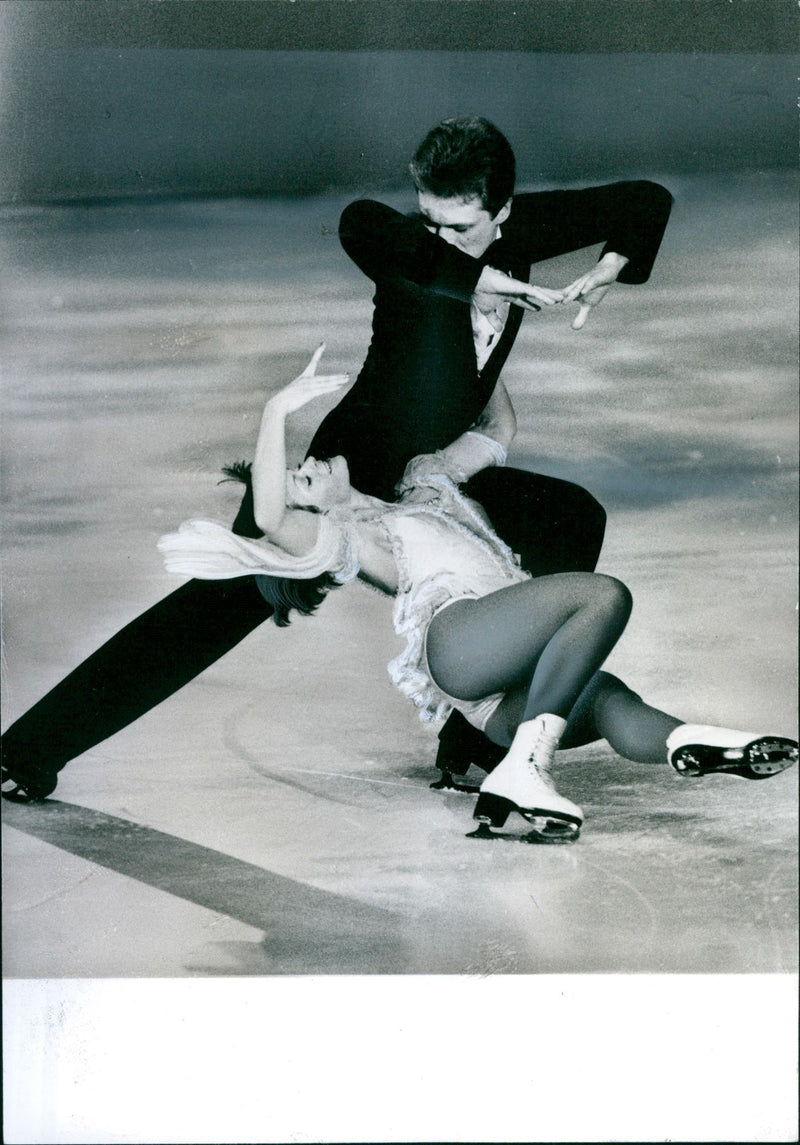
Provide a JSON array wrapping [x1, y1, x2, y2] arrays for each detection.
[[409, 116, 516, 218], [221, 461, 339, 627]]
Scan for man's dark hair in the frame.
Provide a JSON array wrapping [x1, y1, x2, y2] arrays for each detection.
[[409, 117, 516, 217], [222, 461, 338, 626]]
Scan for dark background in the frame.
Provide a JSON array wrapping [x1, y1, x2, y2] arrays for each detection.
[[0, 0, 794, 203]]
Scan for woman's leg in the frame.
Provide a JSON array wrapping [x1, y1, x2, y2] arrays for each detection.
[[546, 670, 796, 780], [559, 671, 681, 761], [426, 573, 632, 831], [432, 467, 608, 779], [426, 573, 633, 745]]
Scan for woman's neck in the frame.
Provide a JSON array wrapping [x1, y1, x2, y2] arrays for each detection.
[[348, 488, 387, 511]]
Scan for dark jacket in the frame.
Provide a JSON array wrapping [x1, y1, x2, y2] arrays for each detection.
[[308, 180, 672, 500]]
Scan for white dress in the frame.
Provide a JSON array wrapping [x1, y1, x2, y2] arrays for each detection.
[[159, 432, 529, 730]]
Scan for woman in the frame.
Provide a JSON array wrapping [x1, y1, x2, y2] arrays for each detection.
[[159, 347, 797, 841]]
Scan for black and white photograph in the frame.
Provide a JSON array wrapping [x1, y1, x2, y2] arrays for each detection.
[[1, 2, 797, 1142]]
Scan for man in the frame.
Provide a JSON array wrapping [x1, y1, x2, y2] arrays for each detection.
[[1, 117, 671, 801], [307, 117, 672, 782]]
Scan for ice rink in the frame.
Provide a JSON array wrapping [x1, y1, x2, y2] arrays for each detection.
[[2, 172, 797, 983]]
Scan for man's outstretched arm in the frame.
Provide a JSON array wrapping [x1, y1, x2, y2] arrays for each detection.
[[496, 180, 672, 328], [502, 180, 673, 285]]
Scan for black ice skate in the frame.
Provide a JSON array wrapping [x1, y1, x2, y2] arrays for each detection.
[[1, 764, 58, 803]]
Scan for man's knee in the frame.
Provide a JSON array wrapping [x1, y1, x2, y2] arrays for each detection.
[[464, 468, 607, 575]]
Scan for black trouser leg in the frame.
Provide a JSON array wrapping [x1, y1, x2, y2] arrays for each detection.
[[435, 469, 607, 776], [1, 465, 605, 794], [463, 467, 607, 577], [1, 578, 273, 795]]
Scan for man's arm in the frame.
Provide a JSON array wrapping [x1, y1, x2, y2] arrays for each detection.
[[501, 180, 673, 284], [397, 380, 516, 492], [489, 180, 672, 328], [469, 379, 517, 450], [339, 181, 672, 325], [340, 200, 566, 313], [339, 199, 484, 302]]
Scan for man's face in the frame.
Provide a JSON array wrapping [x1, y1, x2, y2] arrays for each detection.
[[417, 191, 511, 258]]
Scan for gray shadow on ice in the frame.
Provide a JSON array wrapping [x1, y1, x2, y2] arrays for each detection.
[[2, 799, 408, 974]]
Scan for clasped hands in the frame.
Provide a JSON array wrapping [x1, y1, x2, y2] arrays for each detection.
[[474, 251, 629, 331]]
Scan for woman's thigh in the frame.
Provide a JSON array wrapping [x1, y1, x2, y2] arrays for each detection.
[[425, 573, 605, 703]]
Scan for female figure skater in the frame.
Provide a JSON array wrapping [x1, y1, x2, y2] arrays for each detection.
[[159, 348, 797, 841]]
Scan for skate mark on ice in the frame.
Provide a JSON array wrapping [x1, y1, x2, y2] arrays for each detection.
[[3, 865, 99, 913], [284, 765, 422, 790], [221, 712, 360, 808], [529, 892, 544, 915], [3, 799, 407, 972], [757, 854, 796, 974], [463, 938, 521, 977], [222, 707, 424, 800], [242, 760, 357, 807], [576, 855, 660, 942]]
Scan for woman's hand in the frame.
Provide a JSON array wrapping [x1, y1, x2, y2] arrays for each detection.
[[268, 344, 350, 414]]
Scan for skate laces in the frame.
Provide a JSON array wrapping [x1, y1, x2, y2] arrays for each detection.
[[526, 727, 560, 786]]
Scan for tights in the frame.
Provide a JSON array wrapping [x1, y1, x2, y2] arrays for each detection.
[[560, 670, 682, 762], [426, 572, 681, 758]]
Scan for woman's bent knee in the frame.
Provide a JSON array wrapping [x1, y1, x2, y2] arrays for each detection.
[[592, 574, 633, 617]]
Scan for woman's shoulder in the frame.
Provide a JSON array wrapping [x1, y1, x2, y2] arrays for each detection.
[[266, 506, 324, 557]]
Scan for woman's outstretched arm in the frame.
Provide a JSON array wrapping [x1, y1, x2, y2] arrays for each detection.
[[252, 345, 349, 552]]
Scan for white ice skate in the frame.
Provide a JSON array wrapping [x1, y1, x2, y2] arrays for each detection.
[[667, 724, 798, 781], [471, 714, 582, 842]]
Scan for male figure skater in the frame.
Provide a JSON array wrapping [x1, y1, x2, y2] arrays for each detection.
[[1, 117, 672, 801]]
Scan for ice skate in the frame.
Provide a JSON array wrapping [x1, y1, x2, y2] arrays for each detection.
[[1, 764, 57, 803], [431, 710, 505, 792], [667, 724, 798, 781], [430, 769, 481, 794], [471, 714, 582, 840]]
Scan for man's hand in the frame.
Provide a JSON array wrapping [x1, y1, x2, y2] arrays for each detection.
[[561, 252, 629, 330], [474, 265, 564, 318]]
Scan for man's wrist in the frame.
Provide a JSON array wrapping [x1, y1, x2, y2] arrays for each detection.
[[598, 251, 629, 274], [474, 265, 506, 294]]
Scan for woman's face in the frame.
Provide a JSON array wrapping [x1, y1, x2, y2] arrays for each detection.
[[286, 455, 351, 512]]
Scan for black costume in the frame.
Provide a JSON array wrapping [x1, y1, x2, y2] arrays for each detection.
[[1, 181, 672, 798]]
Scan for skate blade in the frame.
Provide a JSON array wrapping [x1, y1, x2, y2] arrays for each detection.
[[673, 737, 798, 780], [430, 771, 481, 795], [746, 737, 798, 777], [467, 819, 580, 845]]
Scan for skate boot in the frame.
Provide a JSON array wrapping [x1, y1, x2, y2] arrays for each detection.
[[431, 710, 505, 793], [1, 763, 58, 803], [471, 714, 582, 841], [667, 724, 798, 781]]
